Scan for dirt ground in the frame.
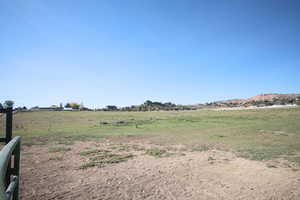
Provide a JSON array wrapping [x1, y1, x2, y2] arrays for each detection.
[[20, 140, 300, 200]]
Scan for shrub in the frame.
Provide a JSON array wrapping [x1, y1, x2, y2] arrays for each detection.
[[3, 100, 14, 108]]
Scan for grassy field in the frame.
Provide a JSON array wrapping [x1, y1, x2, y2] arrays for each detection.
[[1, 107, 300, 163]]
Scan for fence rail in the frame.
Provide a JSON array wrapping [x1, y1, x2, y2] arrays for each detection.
[[0, 136, 21, 200], [0, 107, 20, 200]]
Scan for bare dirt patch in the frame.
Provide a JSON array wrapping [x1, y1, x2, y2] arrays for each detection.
[[21, 141, 300, 200]]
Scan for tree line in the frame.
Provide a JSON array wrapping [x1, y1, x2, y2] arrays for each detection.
[[100, 100, 197, 111]]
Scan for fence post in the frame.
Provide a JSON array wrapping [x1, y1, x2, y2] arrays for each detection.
[[5, 107, 13, 144], [12, 140, 20, 200], [4, 108, 13, 190]]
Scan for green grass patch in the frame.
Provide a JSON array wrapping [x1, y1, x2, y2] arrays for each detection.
[[285, 156, 300, 165], [49, 147, 71, 153], [79, 149, 110, 156], [191, 145, 210, 152], [79, 162, 96, 169], [56, 140, 74, 145], [131, 144, 146, 151], [145, 148, 167, 157], [91, 153, 134, 164], [49, 157, 63, 161], [266, 164, 277, 168], [79, 149, 134, 169], [109, 144, 131, 151]]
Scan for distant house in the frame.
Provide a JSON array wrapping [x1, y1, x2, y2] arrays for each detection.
[[31, 105, 63, 111], [39, 107, 62, 111], [64, 107, 73, 111]]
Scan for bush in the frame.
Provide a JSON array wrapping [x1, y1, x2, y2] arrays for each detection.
[[65, 102, 80, 109], [3, 100, 14, 108]]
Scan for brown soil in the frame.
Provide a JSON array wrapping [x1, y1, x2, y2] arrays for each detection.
[[20, 141, 300, 200]]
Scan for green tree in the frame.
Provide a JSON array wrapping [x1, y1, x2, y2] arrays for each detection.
[[3, 100, 14, 108], [144, 100, 152, 106], [106, 105, 118, 111], [65, 102, 80, 109], [65, 103, 71, 108], [70, 103, 80, 109], [79, 102, 84, 110]]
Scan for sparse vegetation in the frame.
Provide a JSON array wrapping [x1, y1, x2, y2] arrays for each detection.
[[109, 144, 131, 151], [11, 106, 300, 200], [56, 140, 74, 145], [266, 164, 277, 168], [79, 149, 134, 169], [49, 157, 63, 161], [191, 145, 210, 152], [90, 153, 134, 164], [3, 107, 300, 163], [208, 156, 215, 161], [145, 148, 167, 157], [49, 147, 71, 153], [79, 162, 96, 169], [79, 149, 110, 156]]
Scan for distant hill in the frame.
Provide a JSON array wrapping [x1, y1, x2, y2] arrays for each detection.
[[207, 93, 300, 107], [246, 94, 300, 102]]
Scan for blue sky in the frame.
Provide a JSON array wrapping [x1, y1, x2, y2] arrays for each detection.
[[0, 0, 299, 108]]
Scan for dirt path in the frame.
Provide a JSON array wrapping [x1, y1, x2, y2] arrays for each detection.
[[20, 141, 300, 200]]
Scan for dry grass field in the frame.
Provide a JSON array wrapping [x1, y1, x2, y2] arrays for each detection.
[[1, 107, 300, 199]]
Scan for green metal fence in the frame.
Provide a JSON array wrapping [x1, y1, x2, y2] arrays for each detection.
[[0, 108, 21, 200], [0, 108, 13, 144], [0, 136, 21, 200]]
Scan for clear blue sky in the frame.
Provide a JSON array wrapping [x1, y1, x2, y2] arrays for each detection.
[[1, 0, 299, 108]]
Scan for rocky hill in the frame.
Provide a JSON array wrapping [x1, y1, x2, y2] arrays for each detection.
[[246, 94, 300, 102], [207, 93, 300, 107]]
